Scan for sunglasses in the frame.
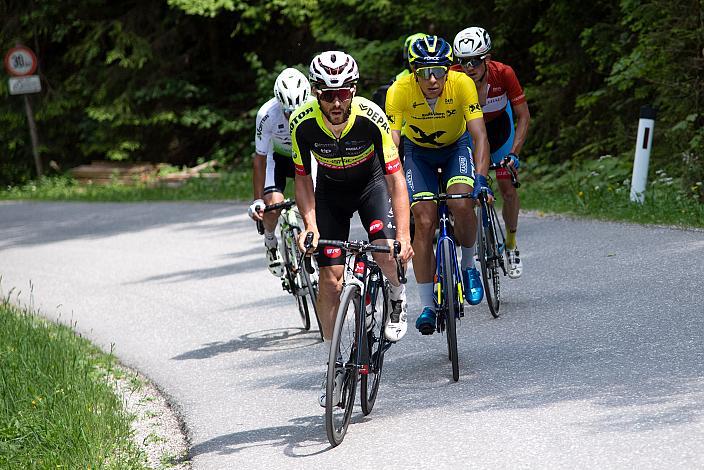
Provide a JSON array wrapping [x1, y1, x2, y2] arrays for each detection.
[[460, 56, 486, 69], [316, 87, 354, 103], [415, 66, 448, 80]]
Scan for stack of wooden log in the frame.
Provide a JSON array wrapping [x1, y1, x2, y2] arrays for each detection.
[[68, 160, 219, 186]]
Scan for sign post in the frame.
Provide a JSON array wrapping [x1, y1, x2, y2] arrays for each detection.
[[630, 106, 656, 204], [4, 45, 43, 177]]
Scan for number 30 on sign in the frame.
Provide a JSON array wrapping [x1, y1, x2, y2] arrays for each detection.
[[4, 45, 38, 77]]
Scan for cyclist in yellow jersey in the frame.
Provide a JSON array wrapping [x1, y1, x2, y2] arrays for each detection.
[[290, 51, 413, 407], [386, 35, 492, 335]]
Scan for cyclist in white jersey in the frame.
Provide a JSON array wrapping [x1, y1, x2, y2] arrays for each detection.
[[248, 68, 312, 276]]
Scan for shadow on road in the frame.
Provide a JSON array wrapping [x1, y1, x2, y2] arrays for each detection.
[[171, 328, 322, 361], [0, 201, 252, 248], [188, 414, 331, 459]]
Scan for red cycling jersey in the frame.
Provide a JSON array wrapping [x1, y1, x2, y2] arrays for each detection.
[[450, 60, 526, 122]]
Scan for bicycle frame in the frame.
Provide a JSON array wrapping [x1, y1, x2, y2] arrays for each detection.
[[338, 247, 393, 375], [434, 199, 465, 329]]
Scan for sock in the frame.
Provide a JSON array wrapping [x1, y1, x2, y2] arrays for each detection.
[[460, 245, 476, 271], [264, 229, 278, 249], [418, 282, 434, 310], [506, 229, 517, 251], [389, 282, 406, 303]]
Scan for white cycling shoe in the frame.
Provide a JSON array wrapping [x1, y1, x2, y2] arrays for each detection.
[[265, 246, 284, 277], [384, 299, 407, 342], [506, 249, 523, 279]]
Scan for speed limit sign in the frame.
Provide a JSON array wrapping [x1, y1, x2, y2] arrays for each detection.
[[4, 45, 38, 77]]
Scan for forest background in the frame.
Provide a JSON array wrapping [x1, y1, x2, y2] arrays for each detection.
[[1, 0, 703, 205]]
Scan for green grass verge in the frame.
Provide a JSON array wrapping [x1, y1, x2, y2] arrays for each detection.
[[0, 170, 254, 202], [0, 294, 146, 469], [520, 156, 704, 228], [1, 156, 701, 228]]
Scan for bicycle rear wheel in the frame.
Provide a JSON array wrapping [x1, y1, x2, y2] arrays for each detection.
[[441, 240, 459, 382], [477, 205, 501, 318], [292, 227, 324, 339], [325, 284, 359, 447], [283, 227, 311, 330], [360, 275, 388, 415]]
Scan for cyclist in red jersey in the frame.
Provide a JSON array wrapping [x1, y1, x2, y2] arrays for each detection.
[[452, 27, 530, 278]]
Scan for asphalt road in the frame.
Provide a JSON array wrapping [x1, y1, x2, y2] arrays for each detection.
[[1, 201, 703, 469]]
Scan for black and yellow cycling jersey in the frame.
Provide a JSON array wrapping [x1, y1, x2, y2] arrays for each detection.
[[385, 70, 484, 148], [290, 96, 401, 191]]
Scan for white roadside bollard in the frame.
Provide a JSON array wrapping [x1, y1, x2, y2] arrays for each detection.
[[630, 105, 657, 203]]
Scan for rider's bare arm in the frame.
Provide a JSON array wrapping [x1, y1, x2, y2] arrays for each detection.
[[466, 118, 490, 176], [510, 101, 530, 157], [252, 153, 267, 201], [385, 169, 414, 263]]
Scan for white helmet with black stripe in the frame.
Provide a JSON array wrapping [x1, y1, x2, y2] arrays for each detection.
[[308, 51, 359, 88], [274, 68, 311, 113], [453, 27, 492, 58]]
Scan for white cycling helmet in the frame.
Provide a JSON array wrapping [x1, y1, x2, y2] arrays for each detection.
[[309, 51, 359, 88], [453, 27, 492, 58], [274, 68, 311, 113]]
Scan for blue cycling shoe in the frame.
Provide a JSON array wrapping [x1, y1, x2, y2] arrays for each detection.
[[463, 267, 484, 305], [415, 307, 436, 335]]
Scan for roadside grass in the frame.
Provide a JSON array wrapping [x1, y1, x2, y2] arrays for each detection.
[[1, 156, 701, 228], [0, 292, 146, 469], [519, 156, 704, 228], [0, 170, 253, 202]]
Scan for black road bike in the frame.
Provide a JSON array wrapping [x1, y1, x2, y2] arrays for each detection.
[[312, 238, 405, 447], [256, 200, 322, 338], [475, 158, 520, 318]]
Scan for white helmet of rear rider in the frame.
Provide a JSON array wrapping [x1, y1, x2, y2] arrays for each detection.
[[453, 27, 492, 58], [308, 51, 359, 88], [274, 68, 311, 113]]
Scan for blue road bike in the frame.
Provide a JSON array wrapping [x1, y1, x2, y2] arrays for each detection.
[[412, 169, 470, 382]]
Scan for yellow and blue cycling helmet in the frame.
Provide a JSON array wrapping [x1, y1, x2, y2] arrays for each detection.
[[408, 35, 453, 68], [403, 33, 428, 63]]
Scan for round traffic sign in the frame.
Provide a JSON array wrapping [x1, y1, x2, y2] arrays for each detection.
[[4, 46, 38, 77]]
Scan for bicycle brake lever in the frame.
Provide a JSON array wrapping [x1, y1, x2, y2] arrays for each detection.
[[301, 231, 316, 274]]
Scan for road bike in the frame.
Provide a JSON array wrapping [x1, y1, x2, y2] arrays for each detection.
[[475, 158, 520, 318], [412, 169, 470, 382], [256, 200, 322, 339], [310, 238, 405, 447]]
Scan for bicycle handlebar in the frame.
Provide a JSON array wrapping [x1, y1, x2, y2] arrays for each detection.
[[307, 237, 407, 284], [255, 199, 297, 235], [411, 192, 473, 202], [262, 199, 297, 213], [489, 156, 521, 188]]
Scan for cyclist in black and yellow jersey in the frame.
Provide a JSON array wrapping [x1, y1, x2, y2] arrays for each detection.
[[290, 51, 413, 406], [385, 35, 493, 335]]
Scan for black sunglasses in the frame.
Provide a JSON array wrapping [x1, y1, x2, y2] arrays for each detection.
[[460, 56, 486, 68], [316, 87, 354, 103]]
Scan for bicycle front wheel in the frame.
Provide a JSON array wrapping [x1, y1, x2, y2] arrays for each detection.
[[441, 240, 459, 382], [360, 275, 388, 415], [325, 284, 360, 447], [478, 205, 501, 318], [284, 226, 311, 330]]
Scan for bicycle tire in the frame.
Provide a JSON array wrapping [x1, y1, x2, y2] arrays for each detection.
[[360, 274, 388, 415], [478, 205, 501, 318], [293, 226, 324, 340], [283, 226, 311, 330], [441, 240, 460, 382], [325, 283, 359, 447]]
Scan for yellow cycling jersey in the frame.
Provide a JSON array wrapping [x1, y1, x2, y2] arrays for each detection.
[[385, 70, 483, 148]]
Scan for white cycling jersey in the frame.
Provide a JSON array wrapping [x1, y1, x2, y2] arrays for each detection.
[[255, 98, 293, 158]]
